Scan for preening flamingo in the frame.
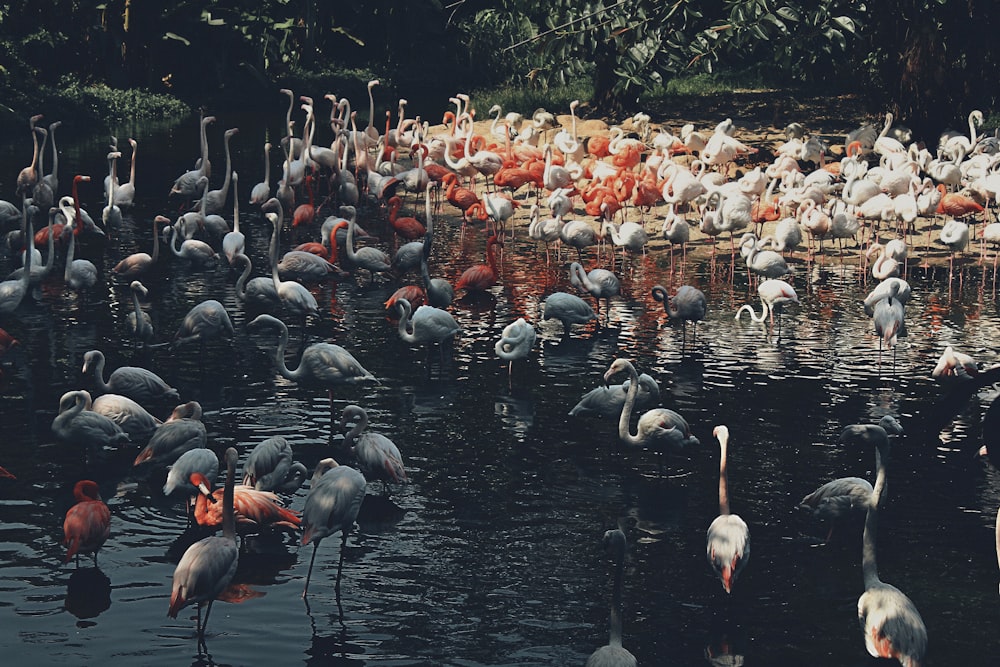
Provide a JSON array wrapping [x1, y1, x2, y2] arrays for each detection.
[[242, 436, 307, 494], [931, 345, 978, 381], [172, 299, 235, 349], [585, 528, 637, 667], [168, 447, 239, 645], [341, 404, 408, 494], [63, 480, 111, 566], [542, 291, 596, 335], [51, 389, 131, 451], [191, 474, 300, 535], [706, 425, 749, 593], [301, 458, 367, 597], [89, 390, 161, 443], [163, 446, 219, 516], [494, 317, 536, 374], [133, 401, 207, 467]]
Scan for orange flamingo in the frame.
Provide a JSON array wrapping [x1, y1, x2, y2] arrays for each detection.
[[63, 480, 110, 566], [456, 234, 502, 293], [291, 174, 316, 230], [384, 284, 427, 311], [191, 472, 301, 534], [387, 195, 426, 241]]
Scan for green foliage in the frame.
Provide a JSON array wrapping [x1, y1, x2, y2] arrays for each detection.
[[55, 79, 190, 124]]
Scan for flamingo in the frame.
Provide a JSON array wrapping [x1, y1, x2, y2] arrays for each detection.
[[585, 528, 637, 667], [59, 196, 99, 294], [603, 358, 699, 467], [191, 475, 300, 535], [848, 419, 926, 666], [89, 390, 161, 443], [232, 253, 281, 313], [931, 345, 978, 381], [740, 232, 793, 279], [15, 114, 43, 197], [394, 297, 461, 361], [30, 126, 54, 209], [260, 199, 319, 320], [0, 199, 33, 315], [569, 373, 659, 419], [170, 114, 215, 200], [163, 447, 219, 516], [202, 128, 238, 215], [249, 142, 272, 205], [652, 284, 706, 348], [242, 436, 307, 494], [63, 480, 111, 566], [527, 204, 563, 264], [798, 476, 873, 542], [341, 404, 408, 494], [863, 278, 911, 316], [456, 234, 502, 294], [706, 425, 750, 593], [248, 314, 377, 401], [134, 401, 207, 467], [222, 172, 245, 266], [51, 389, 130, 451], [172, 299, 235, 349], [340, 205, 392, 283], [560, 217, 599, 260], [569, 261, 620, 317], [735, 278, 799, 335], [168, 447, 239, 645], [542, 291, 596, 335], [82, 349, 179, 405], [301, 458, 367, 597], [419, 182, 455, 308], [494, 317, 536, 374], [387, 195, 426, 242], [113, 138, 137, 209], [112, 215, 165, 280]]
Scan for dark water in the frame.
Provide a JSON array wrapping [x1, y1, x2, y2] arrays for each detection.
[[0, 111, 998, 666]]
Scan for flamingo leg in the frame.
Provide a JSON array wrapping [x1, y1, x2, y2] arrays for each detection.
[[302, 541, 320, 598]]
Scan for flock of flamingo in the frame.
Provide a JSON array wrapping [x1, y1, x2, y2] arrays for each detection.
[[3, 79, 1000, 664]]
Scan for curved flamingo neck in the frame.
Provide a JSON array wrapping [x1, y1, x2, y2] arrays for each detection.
[[395, 301, 419, 343], [616, 361, 642, 446]]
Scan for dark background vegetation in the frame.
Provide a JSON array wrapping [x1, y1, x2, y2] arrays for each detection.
[[0, 0, 997, 142]]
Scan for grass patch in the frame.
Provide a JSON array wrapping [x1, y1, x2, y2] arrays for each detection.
[[468, 80, 593, 118]]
